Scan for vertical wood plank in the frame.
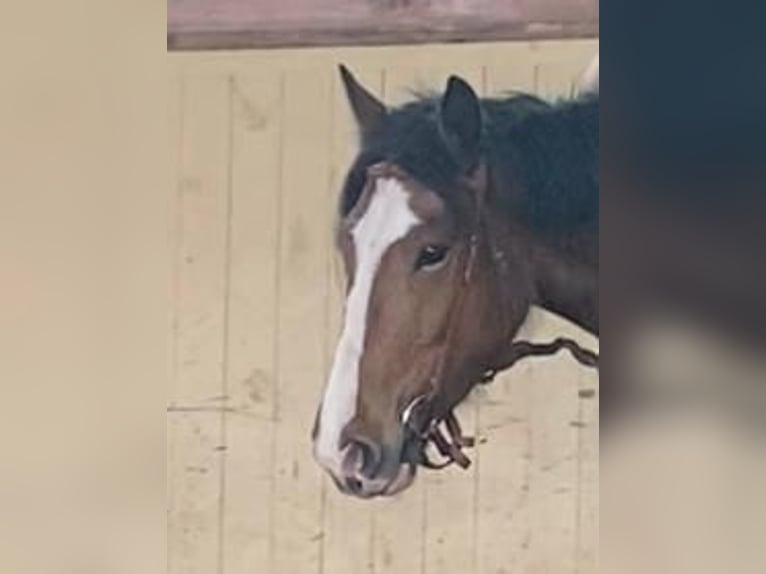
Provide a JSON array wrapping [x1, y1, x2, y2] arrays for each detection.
[[169, 63, 183, 407], [167, 412, 224, 574], [475, 49, 536, 574], [382, 58, 483, 574], [533, 42, 598, 572], [522, 312, 593, 574], [168, 70, 230, 574], [525, 42, 590, 572], [475, 366, 535, 574], [172, 71, 230, 406], [360, 60, 431, 574], [576, 370, 599, 574], [524, 354, 580, 574], [522, 45, 597, 569], [424, 62, 483, 574], [319, 65, 382, 574], [531, 40, 599, 99], [271, 63, 333, 574], [221, 69, 283, 574], [167, 64, 183, 574], [483, 42, 537, 98]]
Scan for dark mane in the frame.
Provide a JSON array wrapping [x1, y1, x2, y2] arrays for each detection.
[[488, 95, 599, 236], [340, 90, 599, 246]]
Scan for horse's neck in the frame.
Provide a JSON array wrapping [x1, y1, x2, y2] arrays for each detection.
[[492, 96, 598, 335], [501, 234, 598, 335], [528, 238, 598, 335], [487, 210, 598, 336]]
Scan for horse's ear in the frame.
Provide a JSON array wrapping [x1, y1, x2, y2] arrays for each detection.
[[339, 65, 387, 139], [438, 75, 483, 170]]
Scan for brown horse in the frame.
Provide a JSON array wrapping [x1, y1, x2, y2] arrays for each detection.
[[312, 66, 599, 498]]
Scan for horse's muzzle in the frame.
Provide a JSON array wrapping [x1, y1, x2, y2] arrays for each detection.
[[331, 429, 416, 498]]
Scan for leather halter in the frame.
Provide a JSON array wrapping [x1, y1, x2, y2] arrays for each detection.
[[361, 161, 599, 472], [386, 161, 496, 470]]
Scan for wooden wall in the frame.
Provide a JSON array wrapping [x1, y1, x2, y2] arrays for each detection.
[[168, 38, 599, 574]]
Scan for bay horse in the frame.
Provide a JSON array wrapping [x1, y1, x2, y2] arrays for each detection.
[[312, 65, 599, 498]]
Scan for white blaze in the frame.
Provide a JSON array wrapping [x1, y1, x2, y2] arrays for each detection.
[[314, 178, 420, 476]]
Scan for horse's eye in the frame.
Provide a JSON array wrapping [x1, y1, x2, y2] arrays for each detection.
[[415, 245, 449, 271]]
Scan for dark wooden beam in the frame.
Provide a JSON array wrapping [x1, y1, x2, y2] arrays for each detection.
[[168, 0, 598, 51]]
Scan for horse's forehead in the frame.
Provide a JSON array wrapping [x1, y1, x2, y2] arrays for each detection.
[[350, 177, 421, 246], [407, 182, 445, 221], [349, 171, 444, 234]]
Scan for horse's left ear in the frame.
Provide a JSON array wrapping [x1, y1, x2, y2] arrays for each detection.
[[438, 75, 483, 171], [339, 64, 387, 141]]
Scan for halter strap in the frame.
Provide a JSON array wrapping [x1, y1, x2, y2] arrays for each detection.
[[400, 165, 491, 470], [399, 163, 599, 471], [365, 161, 598, 471]]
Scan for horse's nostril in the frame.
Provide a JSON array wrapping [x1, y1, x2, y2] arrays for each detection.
[[345, 476, 363, 494], [346, 435, 383, 478]]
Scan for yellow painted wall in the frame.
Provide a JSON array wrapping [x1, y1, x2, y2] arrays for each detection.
[[168, 38, 599, 574]]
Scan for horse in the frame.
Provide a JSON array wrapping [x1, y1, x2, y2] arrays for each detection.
[[312, 64, 599, 498]]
